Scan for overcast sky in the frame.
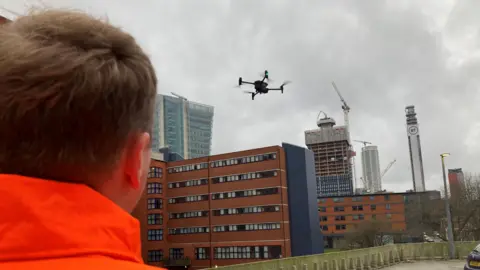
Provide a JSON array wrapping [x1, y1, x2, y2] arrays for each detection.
[[2, 0, 479, 193]]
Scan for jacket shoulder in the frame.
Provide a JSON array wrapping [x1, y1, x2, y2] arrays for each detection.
[[1, 257, 166, 270]]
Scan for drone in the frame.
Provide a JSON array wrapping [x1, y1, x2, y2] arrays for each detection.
[[238, 70, 290, 100]]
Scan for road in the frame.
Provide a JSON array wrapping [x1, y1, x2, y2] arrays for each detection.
[[386, 260, 465, 270]]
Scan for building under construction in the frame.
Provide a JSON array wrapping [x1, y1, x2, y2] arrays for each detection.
[[305, 113, 354, 197]]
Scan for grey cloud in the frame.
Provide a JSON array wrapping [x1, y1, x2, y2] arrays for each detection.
[[2, 0, 479, 193]]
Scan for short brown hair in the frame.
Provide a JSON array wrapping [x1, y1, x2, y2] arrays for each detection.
[[0, 9, 157, 180]]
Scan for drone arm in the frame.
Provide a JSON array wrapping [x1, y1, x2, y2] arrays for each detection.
[[241, 81, 255, 85], [266, 88, 281, 91]]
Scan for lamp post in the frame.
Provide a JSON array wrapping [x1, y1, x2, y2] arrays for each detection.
[[440, 153, 456, 259]]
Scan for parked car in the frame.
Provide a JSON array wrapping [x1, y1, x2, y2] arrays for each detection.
[[465, 244, 480, 270]]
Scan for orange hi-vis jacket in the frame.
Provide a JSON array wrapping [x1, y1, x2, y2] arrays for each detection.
[[0, 174, 164, 270]]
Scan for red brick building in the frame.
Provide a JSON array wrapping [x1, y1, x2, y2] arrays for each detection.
[[132, 144, 322, 269], [318, 193, 407, 248]]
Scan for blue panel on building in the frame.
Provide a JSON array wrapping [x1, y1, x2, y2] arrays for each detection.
[[282, 143, 324, 256], [317, 174, 353, 197]]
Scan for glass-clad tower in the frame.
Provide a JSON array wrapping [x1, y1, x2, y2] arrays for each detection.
[[152, 94, 214, 159]]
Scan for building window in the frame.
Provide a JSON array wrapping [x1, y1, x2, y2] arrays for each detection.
[[167, 163, 208, 174], [168, 178, 208, 189], [147, 213, 163, 225], [318, 206, 326, 212], [372, 214, 377, 220], [147, 198, 162, 209], [333, 198, 344, 203], [212, 170, 278, 184], [320, 216, 327, 221], [384, 194, 390, 201], [352, 197, 363, 202], [371, 204, 377, 210], [169, 211, 209, 219], [370, 196, 375, 200], [321, 225, 328, 231], [386, 204, 391, 210], [210, 152, 277, 168], [169, 248, 184, 259], [214, 246, 281, 260], [212, 187, 279, 200], [169, 226, 209, 235], [334, 206, 345, 212], [147, 182, 162, 194], [195, 248, 210, 260], [147, 229, 163, 241], [168, 194, 209, 204], [335, 216, 345, 221], [148, 167, 163, 178], [335, 224, 347, 230], [212, 205, 281, 216], [317, 198, 327, 203], [147, 250, 163, 262], [213, 222, 281, 232], [352, 205, 363, 211], [386, 213, 392, 219]]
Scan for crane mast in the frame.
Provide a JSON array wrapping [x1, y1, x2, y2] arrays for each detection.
[[331, 81, 355, 191]]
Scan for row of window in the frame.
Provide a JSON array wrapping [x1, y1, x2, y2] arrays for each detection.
[[214, 246, 281, 260], [320, 214, 366, 222], [168, 162, 208, 174], [212, 205, 281, 216], [147, 246, 280, 262], [169, 211, 209, 219], [213, 222, 281, 232], [326, 204, 391, 212], [147, 213, 163, 225], [147, 198, 163, 209], [148, 167, 163, 179], [321, 214, 393, 226], [168, 178, 208, 189], [168, 194, 209, 204], [212, 170, 278, 184], [147, 182, 162, 194], [211, 187, 279, 200], [169, 226, 209, 235], [210, 153, 277, 168], [319, 194, 392, 203]]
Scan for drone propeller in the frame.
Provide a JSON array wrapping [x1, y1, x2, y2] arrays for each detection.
[[243, 91, 255, 94], [279, 81, 291, 93], [259, 72, 271, 81], [281, 81, 292, 87]]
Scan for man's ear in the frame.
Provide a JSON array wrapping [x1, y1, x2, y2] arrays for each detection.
[[124, 132, 151, 189]]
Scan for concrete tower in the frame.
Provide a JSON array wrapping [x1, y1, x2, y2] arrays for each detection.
[[361, 145, 382, 193], [405, 105, 426, 192], [305, 112, 353, 197]]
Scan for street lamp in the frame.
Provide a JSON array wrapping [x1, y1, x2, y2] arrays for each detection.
[[440, 153, 456, 259]]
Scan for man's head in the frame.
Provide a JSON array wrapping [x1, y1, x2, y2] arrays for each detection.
[[0, 9, 157, 212]]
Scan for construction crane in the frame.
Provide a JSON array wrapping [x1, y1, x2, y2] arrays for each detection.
[[353, 140, 372, 148], [331, 81, 351, 134], [331, 81, 357, 191], [380, 159, 397, 180]]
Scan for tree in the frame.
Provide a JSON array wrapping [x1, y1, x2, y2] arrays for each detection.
[[404, 173, 480, 242], [343, 220, 393, 249]]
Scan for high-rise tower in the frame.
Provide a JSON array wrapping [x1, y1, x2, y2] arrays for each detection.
[[361, 145, 382, 193], [305, 113, 353, 197], [405, 105, 426, 192], [153, 94, 214, 159]]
